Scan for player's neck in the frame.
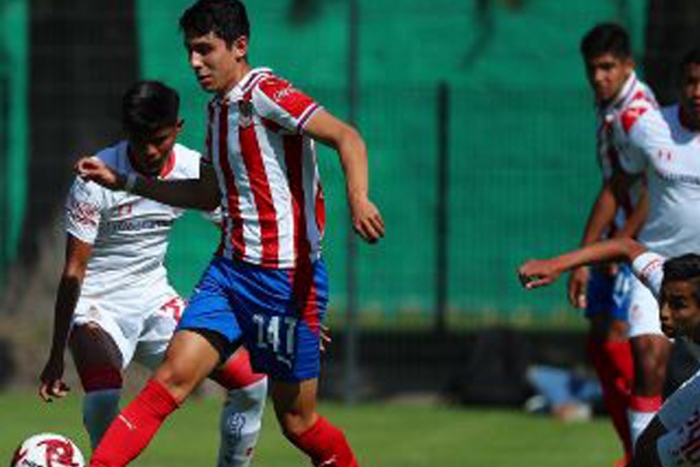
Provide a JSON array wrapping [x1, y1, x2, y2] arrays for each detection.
[[219, 62, 253, 97], [679, 106, 700, 133]]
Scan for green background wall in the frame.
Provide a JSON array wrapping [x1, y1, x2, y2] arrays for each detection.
[[132, 0, 649, 322]]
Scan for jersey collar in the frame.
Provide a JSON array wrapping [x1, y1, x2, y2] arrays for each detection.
[[218, 67, 272, 103]]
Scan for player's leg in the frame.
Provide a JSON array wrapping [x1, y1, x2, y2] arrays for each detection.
[[136, 289, 267, 467], [271, 378, 359, 467], [90, 260, 243, 467], [210, 348, 268, 467], [628, 277, 672, 447], [89, 329, 223, 467], [69, 322, 124, 449], [585, 267, 634, 460]]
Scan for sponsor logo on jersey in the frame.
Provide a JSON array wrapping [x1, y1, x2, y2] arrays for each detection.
[[67, 200, 99, 227], [101, 219, 174, 234], [238, 101, 254, 128]]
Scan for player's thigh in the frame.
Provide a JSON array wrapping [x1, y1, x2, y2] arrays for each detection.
[[69, 322, 123, 374], [152, 329, 224, 401], [134, 293, 186, 371], [629, 274, 664, 338]]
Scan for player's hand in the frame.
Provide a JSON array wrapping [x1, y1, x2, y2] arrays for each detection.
[[350, 197, 385, 243], [567, 267, 589, 309], [518, 259, 563, 289], [39, 355, 70, 402], [320, 324, 331, 353], [74, 157, 125, 191]]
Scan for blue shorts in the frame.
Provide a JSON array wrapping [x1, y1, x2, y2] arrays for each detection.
[[584, 264, 632, 321], [177, 256, 329, 381]]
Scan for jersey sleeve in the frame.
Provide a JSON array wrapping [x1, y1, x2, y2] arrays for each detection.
[[617, 106, 669, 175], [252, 76, 322, 133], [631, 251, 665, 299], [64, 177, 106, 244]]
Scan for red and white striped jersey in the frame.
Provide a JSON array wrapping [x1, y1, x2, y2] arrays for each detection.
[[204, 67, 326, 269], [596, 72, 655, 233]]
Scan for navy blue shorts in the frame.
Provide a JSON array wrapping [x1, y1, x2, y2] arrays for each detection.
[[585, 264, 632, 321], [177, 256, 329, 381]]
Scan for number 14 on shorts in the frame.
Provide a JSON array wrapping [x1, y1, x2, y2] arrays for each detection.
[[252, 314, 297, 368]]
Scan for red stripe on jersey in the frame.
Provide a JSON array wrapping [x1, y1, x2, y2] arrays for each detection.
[[284, 135, 311, 266], [621, 106, 648, 134], [290, 262, 319, 332], [315, 182, 325, 235], [239, 100, 279, 265], [218, 102, 246, 258], [257, 77, 316, 120]]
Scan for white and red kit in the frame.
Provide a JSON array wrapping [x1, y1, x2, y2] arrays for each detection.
[[204, 67, 325, 269], [66, 141, 200, 367], [630, 252, 700, 467], [617, 103, 700, 337]]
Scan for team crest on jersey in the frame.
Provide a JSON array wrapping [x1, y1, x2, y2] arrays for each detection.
[[238, 101, 254, 128]]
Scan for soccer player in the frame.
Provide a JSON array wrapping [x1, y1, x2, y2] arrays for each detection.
[[572, 23, 654, 458], [77, 1, 385, 467], [38, 80, 267, 467], [519, 240, 700, 467]]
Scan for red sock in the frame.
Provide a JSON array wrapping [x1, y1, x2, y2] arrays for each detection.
[[588, 337, 634, 457], [287, 416, 360, 467], [89, 379, 179, 467]]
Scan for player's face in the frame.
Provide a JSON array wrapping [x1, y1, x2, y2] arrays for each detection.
[[127, 121, 182, 176], [185, 32, 248, 95], [584, 53, 633, 104], [679, 63, 700, 129], [659, 280, 700, 342]]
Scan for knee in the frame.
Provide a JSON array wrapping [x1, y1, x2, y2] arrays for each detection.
[[153, 361, 196, 397], [226, 377, 268, 412], [278, 411, 317, 439]]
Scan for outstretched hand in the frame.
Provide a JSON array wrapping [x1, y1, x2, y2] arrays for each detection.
[[38, 355, 70, 403], [350, 198, 385, 243], [75, 157, 124, 190], [518, 259, 564, 289]]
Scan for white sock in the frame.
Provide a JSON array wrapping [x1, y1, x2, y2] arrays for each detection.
[[629, 408, 657, 448], [83, 388, 121, 449], [217, 378, 268, 467]]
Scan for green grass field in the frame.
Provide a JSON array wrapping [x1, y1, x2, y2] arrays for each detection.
[[0, 392, 621, 467]]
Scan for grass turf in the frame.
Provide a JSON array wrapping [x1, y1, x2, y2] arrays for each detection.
[[0, 392, 621, 467]]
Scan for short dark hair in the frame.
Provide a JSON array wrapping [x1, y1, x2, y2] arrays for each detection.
[[580, 23, 632, 61], [663, 254, 700, 304], [122, 80, 180, 136], [679, 47, 700, 75], [180, 0, 250, 46]]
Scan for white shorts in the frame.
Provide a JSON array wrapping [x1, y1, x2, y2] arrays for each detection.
[[72, 276, 186, 370], [657, 369, 700, 466], [628, 274, 664, 338]]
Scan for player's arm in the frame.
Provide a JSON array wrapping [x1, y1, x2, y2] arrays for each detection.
[[519, 237, 647, 290], [613, 182, 648, 239], [75, 158, 221, 211], [39, 235, 92, 402], [304, 109, 385, 243]]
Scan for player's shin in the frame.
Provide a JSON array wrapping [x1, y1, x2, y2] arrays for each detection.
[[217, 377, 268, 467], [89, 379, 179, 467], [83, 389, 121, 449], [287, 416, 360, 467]]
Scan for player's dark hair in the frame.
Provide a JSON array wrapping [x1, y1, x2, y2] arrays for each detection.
[[580, 23, 632, 61], [180, 0, 250, 47], [663, 254, 700, 304], [122, 80, 180, 136], [679, 47, 700, 75]]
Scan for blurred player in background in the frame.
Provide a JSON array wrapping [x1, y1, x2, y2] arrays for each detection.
[[39, 80, 267, 467], [572, 23, 654, 458], [519, 240, 700, 467], [77, 1, 385, 466], [523, 45, 700, 466]]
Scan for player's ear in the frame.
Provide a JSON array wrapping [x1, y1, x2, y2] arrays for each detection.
[[233, 35, 248, 59], [176, 119, 185, 135]]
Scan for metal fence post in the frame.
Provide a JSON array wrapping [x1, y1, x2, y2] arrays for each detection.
[[435, 81, 450, 333]]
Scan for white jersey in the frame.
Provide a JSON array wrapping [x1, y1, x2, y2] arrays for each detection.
[[619, 104, 700, 257], [596, 72, 653, 232], [65, 141, 202, 296]]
